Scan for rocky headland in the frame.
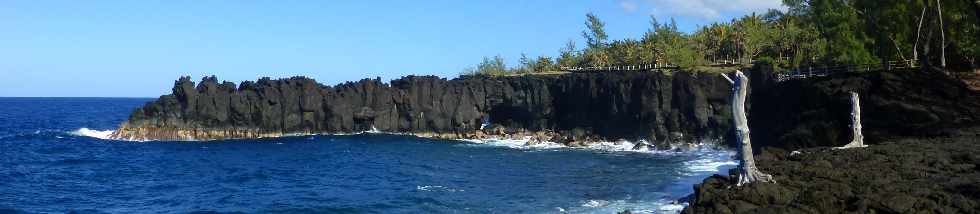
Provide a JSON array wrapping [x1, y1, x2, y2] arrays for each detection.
[[111, 70, 737, 148]]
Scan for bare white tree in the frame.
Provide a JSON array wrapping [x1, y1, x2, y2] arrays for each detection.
[[836, 92, 867, 149], [913, 6, 926, 62], [721, 70, 775, 186], [937, 0, 947, 68]]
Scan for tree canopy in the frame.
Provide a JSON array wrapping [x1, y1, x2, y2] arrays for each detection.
[[463, 1, 978, 76]]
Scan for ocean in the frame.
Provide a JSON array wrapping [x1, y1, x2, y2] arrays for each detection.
[[0, 97, 736, 214]]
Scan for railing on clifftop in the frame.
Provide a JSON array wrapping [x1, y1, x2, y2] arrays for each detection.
[[776, 60, 917, 82], [560, 63, 679, 73]]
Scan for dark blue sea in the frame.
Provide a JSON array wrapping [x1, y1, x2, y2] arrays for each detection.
[[0, 98, 735, 214]]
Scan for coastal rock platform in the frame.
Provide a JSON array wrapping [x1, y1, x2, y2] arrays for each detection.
[[683, 128, 980, 214]]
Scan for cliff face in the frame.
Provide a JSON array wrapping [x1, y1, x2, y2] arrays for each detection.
[[748, 69, 980, 150], [112, 66, 979, 148], [112, 71, 734, 146]]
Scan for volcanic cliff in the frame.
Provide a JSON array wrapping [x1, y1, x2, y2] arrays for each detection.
[[111, 70, 736, 147]]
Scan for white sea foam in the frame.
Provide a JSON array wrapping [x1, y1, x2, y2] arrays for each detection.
[[457, 137, 565, 150], [456, 137, 693, 155], [586, 140, 650, 152], [566, 198, 689, 214], [456, 138, 735, 213], [69, 128, 114, 140], [679, 149, 737, 177], [57, 126, 728, 213], [454, 138, 735, 213], [684, 158, 738, 173], [581, 199, 610, 208], [658, 203, 687, 212], [416, 185, 464, 192]]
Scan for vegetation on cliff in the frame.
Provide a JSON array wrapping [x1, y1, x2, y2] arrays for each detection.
[[465, 0, 978, 77]]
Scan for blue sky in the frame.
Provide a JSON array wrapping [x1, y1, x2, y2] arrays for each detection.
[[0, 0, 784, 97]]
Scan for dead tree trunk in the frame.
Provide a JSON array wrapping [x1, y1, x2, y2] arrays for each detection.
[[836, 92, 867, 149], [914, 6, 926, 62], [888, 35, 908, 61], [937, 0, 947, 68], [722, 70, 774, 186]]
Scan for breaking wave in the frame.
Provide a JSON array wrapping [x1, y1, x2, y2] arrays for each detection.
[[456, 137, 737, 213], [456, 137, 565, 150], [685, 158, 738, 173], [455, 137, 724, 155], [559, 198, 688, 214], [69, 128, 114, 140], [456, 136, 738, 175]]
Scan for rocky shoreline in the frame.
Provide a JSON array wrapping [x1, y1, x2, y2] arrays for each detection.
[[112, 122, 693, 151], [682, 128, 980, 213]]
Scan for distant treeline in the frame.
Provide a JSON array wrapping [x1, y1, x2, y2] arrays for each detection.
[[463, 0, 979, 76]]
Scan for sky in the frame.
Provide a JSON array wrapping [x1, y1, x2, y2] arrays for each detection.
[[0, 0, 785, 97]]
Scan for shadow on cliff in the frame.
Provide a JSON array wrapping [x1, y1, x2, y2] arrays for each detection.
[[747, 65, 980, 151]]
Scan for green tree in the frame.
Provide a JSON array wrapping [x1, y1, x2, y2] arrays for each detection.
[[692, 22, 736, 63], [644, 17, 703, 67], [608, 39, 645, 65], [463, 55, 509, 76], [582, 13, 611, 66], [764, 9, 796, 66], [583, 13, 609, 50], [557, 40, 580, 67], [532, 56, 557, 73], [797, 23, 830, 66], [517, 53, 533, 74], [666, 41, 705, 68], [737, 14, 775, 64], [467, 1, 978, 74], [583, 48, 612, 67], [691, 26, 711, 63], [798, 0, 878, 64], [939, 0, 979, 69]]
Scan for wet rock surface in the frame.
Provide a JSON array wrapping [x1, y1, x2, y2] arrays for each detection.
[[113, 71, 734, 146]]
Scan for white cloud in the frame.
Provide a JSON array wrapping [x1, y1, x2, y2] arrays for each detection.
[[620, 0, 639, 13], [628, 0, 786, 21]]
